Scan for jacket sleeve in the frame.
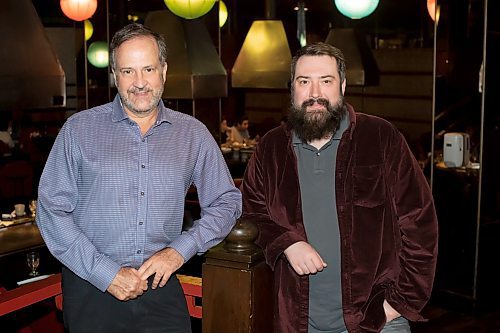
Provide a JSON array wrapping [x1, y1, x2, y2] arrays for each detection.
[[385, 130, 438, 321], [240, 136, 306, 269]]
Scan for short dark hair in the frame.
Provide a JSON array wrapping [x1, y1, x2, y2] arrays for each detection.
[[109, 23, 167, 72], [236, 115, 248, 125], [290, 42, 346, 86]]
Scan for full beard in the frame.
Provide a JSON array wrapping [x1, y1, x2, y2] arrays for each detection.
[[288, 96, 347, 143]]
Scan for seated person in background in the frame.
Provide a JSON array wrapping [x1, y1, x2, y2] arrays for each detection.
[[220, 118, 231, 143], [229, 115, 259, 145], [0, 112, 14, 157], [0, 113, 14, 149]]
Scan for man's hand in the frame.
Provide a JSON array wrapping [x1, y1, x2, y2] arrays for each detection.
[[138, 247, 184, 289], [107, 267, 148, 301], [383, 299, 401, 323], [283, 241, 327, 275]]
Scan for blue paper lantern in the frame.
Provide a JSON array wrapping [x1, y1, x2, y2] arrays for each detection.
[[334, 0, 379, 19]]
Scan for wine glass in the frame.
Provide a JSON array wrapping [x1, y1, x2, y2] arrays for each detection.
[[29, 200, 37, 217], [27, 251, 40, 277]]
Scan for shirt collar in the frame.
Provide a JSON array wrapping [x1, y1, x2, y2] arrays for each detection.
[[110, 94, 173, 125]]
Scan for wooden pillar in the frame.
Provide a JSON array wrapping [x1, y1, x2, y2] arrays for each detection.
[[202, 218, 273, 333]]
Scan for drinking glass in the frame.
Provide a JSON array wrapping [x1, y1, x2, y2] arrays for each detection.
[[27, 251, 40, 277], [29, 200, 37, 217]]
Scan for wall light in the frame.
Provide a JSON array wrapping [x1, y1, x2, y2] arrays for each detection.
[[87, 41, 109, 68], [334, 0, 379, 19], [60, 0, 97, 21], [164, 0, 216, 19]]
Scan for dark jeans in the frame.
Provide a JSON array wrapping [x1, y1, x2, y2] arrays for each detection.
[[62, 267, 192, 333]]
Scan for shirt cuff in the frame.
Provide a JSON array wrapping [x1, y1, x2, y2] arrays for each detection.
[[88, 256, 121, 292], [168, 234, 198, 263]]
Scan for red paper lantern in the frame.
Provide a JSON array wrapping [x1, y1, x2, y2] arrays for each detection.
[[60, 0, 98, 21]]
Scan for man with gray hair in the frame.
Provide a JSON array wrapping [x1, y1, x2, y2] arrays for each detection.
[[37, 23, 241, 332]]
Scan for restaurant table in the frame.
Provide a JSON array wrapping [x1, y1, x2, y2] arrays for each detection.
[[0, 218, 44, 259]]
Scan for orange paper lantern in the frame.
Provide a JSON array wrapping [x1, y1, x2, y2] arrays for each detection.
[[427, 0, 436, 21], [60, 0, 98, 21]]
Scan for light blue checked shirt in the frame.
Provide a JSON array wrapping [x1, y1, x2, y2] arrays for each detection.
[[37, 95, 241, 292]]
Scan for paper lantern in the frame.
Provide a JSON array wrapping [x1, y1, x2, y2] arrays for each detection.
[[60, 0, 98, 21], [427, 0, 436, 21], [334, 0, 379, 19], [87, 41, 109, 68], [164, 0, 216, 20], [84, 20, 93, 41], [219, 1, 228, 27]]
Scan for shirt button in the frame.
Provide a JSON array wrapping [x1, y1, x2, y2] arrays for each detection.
[[140, 191, 145, 196], [142, 138, 145, 142], [137, 250, 141, 254], [141, 164, 146, 168], [317, 152, 320, 156], [139, 221, 144, 225]]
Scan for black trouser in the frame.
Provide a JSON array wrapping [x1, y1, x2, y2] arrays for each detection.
[[61, 267, 192, 333]]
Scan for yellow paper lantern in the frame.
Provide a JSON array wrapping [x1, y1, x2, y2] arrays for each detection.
[[60, 0, 98, 21], [164, 0, 216, 20], [84, 20, 93, 41], [219, 1, 228, 27], [87, 41, 109, 68], [334, 0, 379, 19]]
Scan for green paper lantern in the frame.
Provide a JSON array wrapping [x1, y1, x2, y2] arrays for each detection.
[[87, 41, 109, 68], [164, 0, 216, 19], [334, 0, 379, 19]]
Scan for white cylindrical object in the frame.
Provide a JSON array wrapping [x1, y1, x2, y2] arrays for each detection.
[[443, 132, 470, 167]]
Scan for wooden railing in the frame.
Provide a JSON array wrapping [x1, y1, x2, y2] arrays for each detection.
[[0, 218, 272, 332]]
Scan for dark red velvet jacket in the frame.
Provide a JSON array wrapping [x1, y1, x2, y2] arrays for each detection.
[[240, 105, 438, 333]]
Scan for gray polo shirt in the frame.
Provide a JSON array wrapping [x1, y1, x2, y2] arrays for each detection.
[[293, 114, 349, 333]]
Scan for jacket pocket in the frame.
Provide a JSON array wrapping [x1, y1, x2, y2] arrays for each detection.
[[358, 284, 387, 332], [353, 165, 386, 208]]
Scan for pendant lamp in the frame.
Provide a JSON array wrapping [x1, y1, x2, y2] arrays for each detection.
[[334, 0, 379, 19], [427, 0, 436, 21], [219, 1, 228, 27], [60, 0, 97, 21], [84, 20, 93, 41], [87, 41, 109, 68], [164, 0, 216, 19]]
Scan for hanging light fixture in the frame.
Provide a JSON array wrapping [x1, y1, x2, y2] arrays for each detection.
[[231, 0, 292, 89], [60, 0, 97, 21], [219, 0, 228, 28], [334, 0, 379, 19], [427, 0, 438, 21], [84, 19, 93, 41], [163, 0, 216, 20], [87, 41, 109, 68]]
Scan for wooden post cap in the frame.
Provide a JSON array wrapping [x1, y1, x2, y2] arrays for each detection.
[[224, 218, 259, 253]]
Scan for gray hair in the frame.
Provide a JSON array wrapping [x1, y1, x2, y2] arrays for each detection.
[[109, 23, 167, 72]]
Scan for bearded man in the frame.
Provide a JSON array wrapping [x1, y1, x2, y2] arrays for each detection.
[[240, 42, 438, 333]]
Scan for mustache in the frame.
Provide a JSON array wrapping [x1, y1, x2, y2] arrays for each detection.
[[128, 87, 152, 93], [301, 98, 330, 108]]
